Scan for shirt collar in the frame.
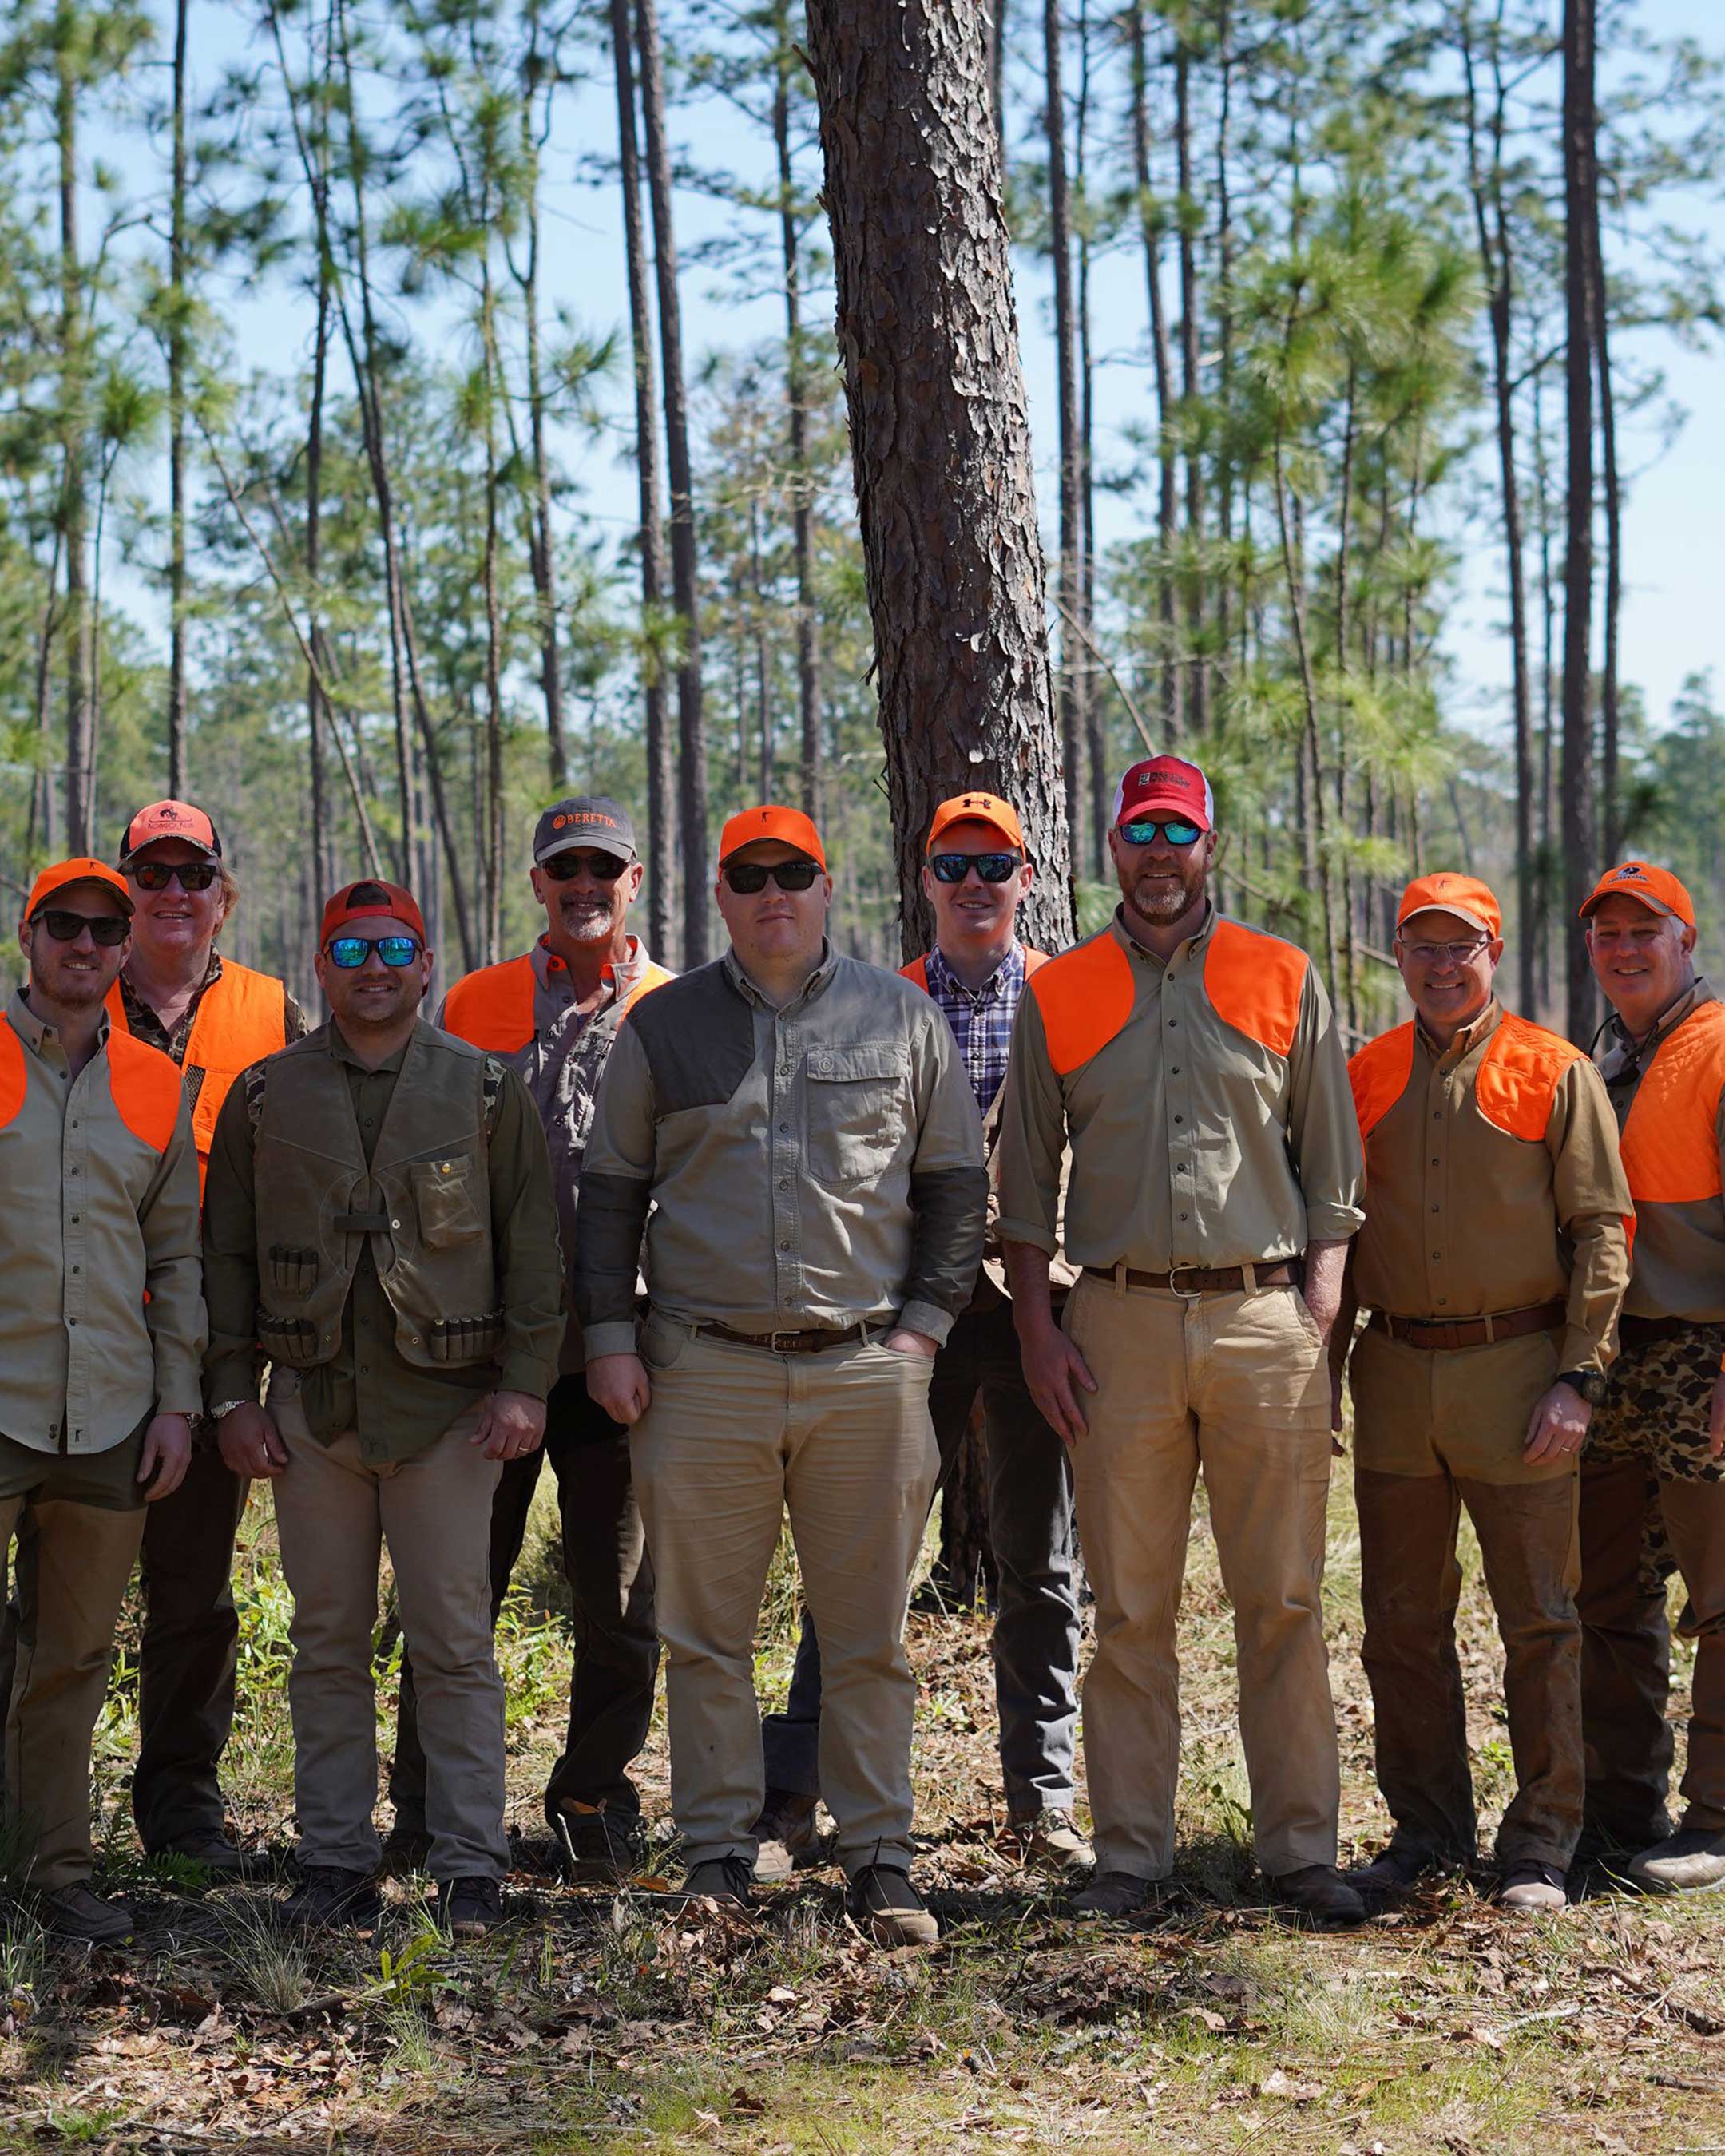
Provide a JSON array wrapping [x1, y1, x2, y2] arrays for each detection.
[[1110, 899, 1216, 970], [1415, 994, 1503, 1065], [121, 945, 221, 1021], [8, 985, 111, 1062], [327, 1018, 414, 1074], [533, 931, 649, 1006], [924, 940, 1024, 1001], [1602, 973, 1714, 1068], [722, 937, 837, 1011]]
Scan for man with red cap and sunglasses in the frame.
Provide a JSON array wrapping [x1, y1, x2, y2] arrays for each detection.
[[755, 790, 1089, 1883], [998, 755, 1366, 1924], [1342, 874, 1632, 1915], [390, 797, 672, 1883], [1579, 860, 1725, 1896], [0, 861, 204, 1942], [577, 805, 987, 1944], [202, 879, 563, 1936]]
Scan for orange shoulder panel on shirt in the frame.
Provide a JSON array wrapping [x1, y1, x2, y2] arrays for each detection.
[[1349, 1023, 1417, 1144], [106, 1028, 184, 1156], [618, 961, 674, 1017], [1473, 1011, 1584, 1143], [1027, 933, 1137, 1076], [1203, 918, 1308, 1058], [0, 1018, 24, 1131], [442, 952, 537, 1053], [1620, 998, 1725, 1204], [900, 955, 930, 993]]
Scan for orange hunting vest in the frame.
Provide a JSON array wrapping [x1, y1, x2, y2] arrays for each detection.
[[106, 960, 290, 1188], [1349, 1010, 1585, 1148], [1618, 997, 1725, 1206], [442, 949, 674, 1055], [0, 1016, 183, 1156]]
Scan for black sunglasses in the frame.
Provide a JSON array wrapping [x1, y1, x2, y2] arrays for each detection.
[[37, 909, 129, 946], [723, 860, 822, 894], [325, 933, 422, 969], [541, 850, 631, 883], [930, 850, 1022, 885], [131, 860, 220, 893], [1119, 817, 1204, 848]]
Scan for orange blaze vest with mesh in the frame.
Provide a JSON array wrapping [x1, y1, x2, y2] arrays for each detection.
[[442, 949, 673, 1053], [1349, 1009, 1584, 1151], [106, 959, 289, 1191], [1618, 997, 1725, 1206]]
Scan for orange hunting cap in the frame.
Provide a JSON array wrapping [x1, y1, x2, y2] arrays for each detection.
[[25, 858, 134, 923], [718, 804, 827, 871], [1578, 859, 1695, 930], [1395, 871, 1502, 942], [319, 877, 426, 947], [926, 791, 1025, 854]]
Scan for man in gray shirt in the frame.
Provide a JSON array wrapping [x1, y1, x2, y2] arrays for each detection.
[[577, 803, 987, 1944]]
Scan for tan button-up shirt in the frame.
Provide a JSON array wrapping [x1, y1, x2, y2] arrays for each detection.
[[996, 906, 1364, 1270], [0, 995, 205, 1452], [1350, 997, 1632, 1374]]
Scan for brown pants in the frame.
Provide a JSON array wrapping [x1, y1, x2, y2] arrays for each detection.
[[1063, 1269, 1339, 1881], [1350, 1326, 1583, 1869], [0, 1435, 146, 1890]]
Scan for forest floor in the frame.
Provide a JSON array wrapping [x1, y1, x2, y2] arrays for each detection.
[[0, 1474, 1721, 2154]]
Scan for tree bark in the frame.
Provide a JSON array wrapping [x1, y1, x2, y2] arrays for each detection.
[[1592, 171, 1621, 862], [1130, 1, 1177, 742], [1561, 0, 1596, 1043], [58, 27, 94, 855], [609, 0, 676, 960], [519, 11, 569, 791], [772, 11, 823, 825], [806, 0, 1073, 960], [1044, 0, 1085, 870], [1174, 29, 1206, 738], [1076, 0, 1104, 878], [306, 244, 332, 902], [167, 0, 191, 799], [637, 0, 709, 966]]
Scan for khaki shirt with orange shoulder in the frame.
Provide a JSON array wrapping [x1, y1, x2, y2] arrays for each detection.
[[1349, 997, 1633, 1377]]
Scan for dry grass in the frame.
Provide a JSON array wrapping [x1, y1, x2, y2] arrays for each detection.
[[0, 1470, 1720, 2152]]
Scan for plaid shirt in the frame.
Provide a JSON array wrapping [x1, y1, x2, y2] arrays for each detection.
[[922, 941, 1027, 1117]]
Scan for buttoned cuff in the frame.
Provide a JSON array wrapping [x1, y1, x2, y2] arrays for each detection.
[[1304, 1205, 1365, 1243], [898, 1298, 954, 1347], [498, 1353, 554, 1403], [584, 1321, 640, 1363], [995, 1215, 1057, 1256], [153, 1358, 207, 1419]]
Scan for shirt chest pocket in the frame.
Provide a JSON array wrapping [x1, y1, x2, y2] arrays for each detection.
[[410, 1156, 486, 1247], [805, 1043, 910, 1191]]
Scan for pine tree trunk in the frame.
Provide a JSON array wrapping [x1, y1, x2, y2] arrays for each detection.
[[1044, 0, 1085, 872], [637, 0, 709, 965], [773, 18, 823, 825], [1175, 32, 1206, 738], [1592, 180, 1621, 862], [1561, 0, 1596, 1044], [306, 249, 332, 902], [805, 0, 1074, 960], [520, 18, 569, 792], [1075, 0, 1104, 878], [610, 0, 676, 960], [58, 36, 94, 855], [167, 0, 191, 799], [1131, 1, 1178, 743]]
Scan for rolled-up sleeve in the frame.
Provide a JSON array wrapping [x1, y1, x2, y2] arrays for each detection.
[[141, 1098, 207, 1416], [898, 1010, 987, 1343], [1285, 967, 1366, 1243], [574, 1020, 656, 1360], [995, 990, 1065, 1255], [1550, 1058, 1634, 1373], [488, 1067, 564, 1400]]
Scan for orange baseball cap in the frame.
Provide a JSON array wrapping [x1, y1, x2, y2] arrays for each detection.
[[25, 858, 134, 923], [319, 878, 426, 947], [718, 804, 827, 871], [117, 798, 221, 868], [1395, 872, 1502, 941], [1579, 859, 1695, 930], [926, 791, 1025, 854]]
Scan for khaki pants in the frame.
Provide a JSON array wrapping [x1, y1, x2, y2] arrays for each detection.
[[1062, 1269, 1338, 1880], [269, 1376, 507, 1881], [1350, 1325, 1582, 1869], [0, 1437, 146, 1890], [630, 1319, 938, 1877]]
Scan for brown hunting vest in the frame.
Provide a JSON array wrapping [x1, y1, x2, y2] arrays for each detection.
[[252, 1023, 502, 1373]]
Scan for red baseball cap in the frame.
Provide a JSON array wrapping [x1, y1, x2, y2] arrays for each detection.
[[1112, 755, 1215, 834], [25, 858, 134, 923], [1396, 872, 1502, 942], [926, 791, 1025, 854], [117, 799, 221, 870], [1579, 860, 1695, 931], [718, 804, 827, 871], [319, 878, 426, 947]]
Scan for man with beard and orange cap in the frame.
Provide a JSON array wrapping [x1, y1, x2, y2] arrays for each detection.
[[1342, 874, 1632, 1915]]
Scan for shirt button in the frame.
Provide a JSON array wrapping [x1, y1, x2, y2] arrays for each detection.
[[1432, 1251, 1441, 1260], [1168, 1020, 1178, 1028], [1179, 1212, 1188, 1221], [779, 1124, 789, 1135], [1171, 1067, 1180, 1076], [359, 1363, 369, 1373], [1432, 1159, 1440, 1167], [1174, 1115, 1184, 1124], [778, 1179, 789, 1190]]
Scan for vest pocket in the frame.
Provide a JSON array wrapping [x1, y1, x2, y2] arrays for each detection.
[[413, 1158, 486, 1247], [258, 1314, 319, 1367], [426, 1310, 505, 1364], [267, 1246, 319, 1297]]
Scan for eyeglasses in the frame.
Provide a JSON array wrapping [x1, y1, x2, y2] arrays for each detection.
[[131, 861, 220, 894], [1400, 937, 1491, 965], [1118, 817, 1204, 849], [723, 860, 822, 894], [929, 851, 1022, 885], [541, 850, 631, 883], [325, 934, 422, 969], [35, 909, 129, 947]]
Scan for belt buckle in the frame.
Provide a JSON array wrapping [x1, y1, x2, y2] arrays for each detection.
[[767, 1329, 799, 1353], [1167, 1265, 1205, 1304]]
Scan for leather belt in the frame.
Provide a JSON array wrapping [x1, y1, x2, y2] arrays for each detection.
[[1366, 1299, 1566, 1351], [1082, 1259, 1302, 1296], [696, 1321, 872, 1355], [1619, 1314, 1710, 1350]]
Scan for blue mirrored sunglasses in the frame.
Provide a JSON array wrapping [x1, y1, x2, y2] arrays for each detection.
[[1119, 817, 1203, 848], [326, 933, 421, 969]]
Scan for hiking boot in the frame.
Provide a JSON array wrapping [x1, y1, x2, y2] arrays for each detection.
[[1347, 1842, 1439, 1906], [680, 1856, 754, 1908], [1269, 1864, 1367, 1928], [282, 1865, 383, 1932], [382, 1822, 434, 1874], [1500, 1860, 1568, 1913], [38, 1882, 133, 1946], [751, 1788, 819, 1883], [439, 1876, 503, 1937], [1066, 1868, 1166, 1919], [848, 1864, 938, 1946], [1626, 1828, 1725, 1896], [153, 1830, 253, 1881], [554, 1804, 642, 1885], [1011, 1808, 1094, 1880]]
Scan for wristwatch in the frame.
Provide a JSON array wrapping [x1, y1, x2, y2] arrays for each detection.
[[208, 1399, 253, 1422], [1556, 1368, 1608, 1407]]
